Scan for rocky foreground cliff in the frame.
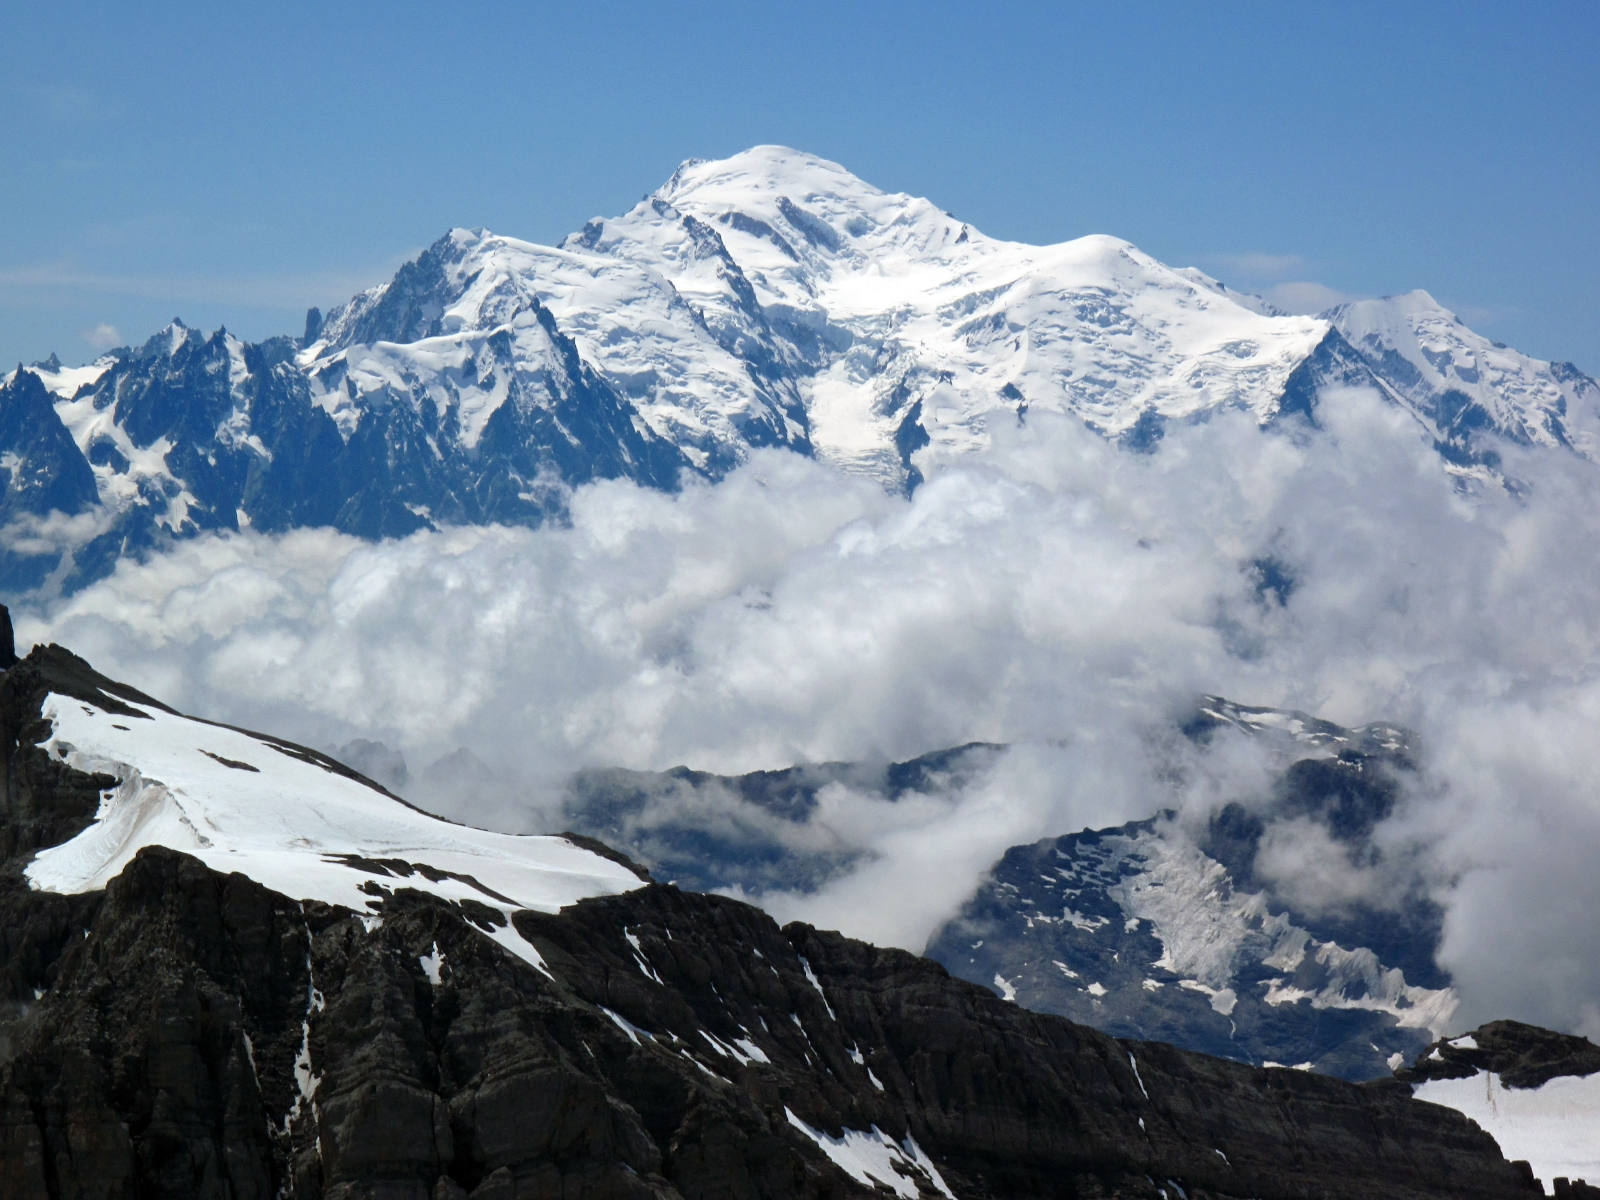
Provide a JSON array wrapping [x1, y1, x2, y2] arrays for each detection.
[[0, 643, 1550, 1199]]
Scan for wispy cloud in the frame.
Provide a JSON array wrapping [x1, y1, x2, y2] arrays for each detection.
[[1441, 299, 1514, 330], [1195, 253, 1365, 315], [82, 323, 123, 351], [1205, 252, 1306, 280], [9, 82, 123, 126], [1264, 280, 1360, 315]]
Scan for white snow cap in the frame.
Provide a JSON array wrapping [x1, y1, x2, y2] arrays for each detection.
[[614, 146, 1329, 475], [288, 145, 1594, 495], [301, 145, 1332, 489], [26, 691, 646, 959]]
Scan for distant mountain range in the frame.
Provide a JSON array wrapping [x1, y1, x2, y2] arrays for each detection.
[[2, 146, 1597, 595], [554, 696, 1454, 1084]]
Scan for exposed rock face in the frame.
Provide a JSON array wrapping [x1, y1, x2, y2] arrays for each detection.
[[0, 648, 1549, 1198], [0, 853, 1543, 1200], [1398, 1021, 1600, 1090]]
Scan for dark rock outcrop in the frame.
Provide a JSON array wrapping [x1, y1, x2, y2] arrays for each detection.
[[0, 603, 16, 669], [1398, 1021, 1600, 1090], [0, 850, 1544, 1200]]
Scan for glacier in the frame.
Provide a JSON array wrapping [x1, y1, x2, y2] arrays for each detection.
[[28, 674, 647, 974]]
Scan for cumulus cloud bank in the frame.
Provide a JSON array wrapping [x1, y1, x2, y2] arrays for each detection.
[[20, 387, 1600, 1036]]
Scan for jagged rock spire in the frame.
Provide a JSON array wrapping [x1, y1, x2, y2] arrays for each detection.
[[0, 603, 16, 668]]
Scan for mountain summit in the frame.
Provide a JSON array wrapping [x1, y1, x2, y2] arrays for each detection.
[[2, 147, 1595, 594]]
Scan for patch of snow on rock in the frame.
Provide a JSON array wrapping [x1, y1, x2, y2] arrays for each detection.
[[26, 693, 646, 978], [785, 1108, 955, 1200], [1412, 1070, 1600, 1190]]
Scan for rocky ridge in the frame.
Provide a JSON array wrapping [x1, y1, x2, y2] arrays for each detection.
[[1398, 1023, 1600, 1196], [1398, 1021, 1600, 1091], [558, 743, 1004, 896], [0, 634, 1552, 1198]]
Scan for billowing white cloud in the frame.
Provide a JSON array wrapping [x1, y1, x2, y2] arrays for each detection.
[[20, 386, 1600, 1035]]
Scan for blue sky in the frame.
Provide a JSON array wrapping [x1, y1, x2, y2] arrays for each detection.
[[2, 1, 1596, 371]]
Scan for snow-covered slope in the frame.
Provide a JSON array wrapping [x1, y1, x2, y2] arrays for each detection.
[[27, 685, 646, 970], [10, 351, 116, 400], [306, 226, 803, 474], [1398, 1022, 1600, 1191], [1327, 290, 1600, 458], [1413, 1070, 1600, 1190], [561, 148, 1332, 479]]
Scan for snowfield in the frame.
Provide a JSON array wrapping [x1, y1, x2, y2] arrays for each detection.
[[26, 692, 646, 969], [1412, 1070, 1600, 1190]]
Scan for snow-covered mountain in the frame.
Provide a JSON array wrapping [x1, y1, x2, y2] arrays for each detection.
[[1326, 290, 1599, 460], [23, 645, 647, 976], [0, 310, 683, 593], [3, 146, 1596, 594], [924, 813, 1453, 1082], [924, 699, 1453, 1082], [544, 692, 1456, 1083]]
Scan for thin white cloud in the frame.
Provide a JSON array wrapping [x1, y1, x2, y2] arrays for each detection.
[[1265, 280, 1360, 314], [1439, 299, 1514, 331], [1205, 252, 1306, 279], [0, 259, 407, 315], [1195, 254, 1364, 316], [26, 82, 120, 125], [82, 323, 122, 351]]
